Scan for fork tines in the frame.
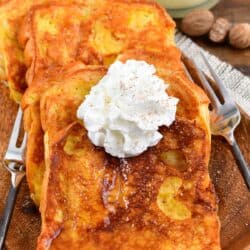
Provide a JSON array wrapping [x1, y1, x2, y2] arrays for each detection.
[[4, 106, 27, 163]]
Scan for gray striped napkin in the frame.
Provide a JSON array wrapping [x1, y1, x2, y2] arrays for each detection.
[[176, 31, 250, 117]]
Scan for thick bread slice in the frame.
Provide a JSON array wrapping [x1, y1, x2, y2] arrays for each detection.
[[21, 0, 175, 205], [19, 0, 175, 86], [0, 0, 48, 101], [22, 62, 101, 204], [0, 0, 91, 102], [37, 51, 220, 249]]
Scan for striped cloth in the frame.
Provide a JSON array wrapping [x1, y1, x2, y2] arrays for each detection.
[[175, 31, 250, 117]]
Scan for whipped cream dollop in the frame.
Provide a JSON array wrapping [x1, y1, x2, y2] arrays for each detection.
[[77, 60, 179, 158]]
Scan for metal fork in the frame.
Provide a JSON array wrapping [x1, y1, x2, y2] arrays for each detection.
[[183, 51, 250, 190], [0, 107, 27, 250]]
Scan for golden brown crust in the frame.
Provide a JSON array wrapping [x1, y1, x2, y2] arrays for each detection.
[[20, 1, 175, 85], [22, 0, 176, 205], [36, 60, 219, 249], [0, 0, 47, 102], [22, 63, 106, 205], [0, 0, 100, 102], [23, 104, 45, 205], [18, 1, 220, 248]]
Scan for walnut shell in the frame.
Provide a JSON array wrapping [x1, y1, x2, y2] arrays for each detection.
[[229, 23, 250, 49], [209, 18, 231, 43], [181, 9, 214, 37]]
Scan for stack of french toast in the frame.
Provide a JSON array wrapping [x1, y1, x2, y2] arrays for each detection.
[[0, 0, 220, 249]]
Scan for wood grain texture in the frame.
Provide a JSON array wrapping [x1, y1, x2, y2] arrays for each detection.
[[0, 84, 40, 250], [192, 0, 250, 76], [182, 0, 250, 250], [210, 118, 250, 249], [0, 0, 250, 249], [195, 3, 250, 247], [182, 50, 250, 250]]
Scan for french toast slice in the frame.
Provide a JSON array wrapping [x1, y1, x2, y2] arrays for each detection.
[[21, 46, 185, 206], [19, 0, 175, 85], [22, 62, 100, 204], [0, 0, 42, 101], [36, 51, 220, 249], [21, 0, 175, 205], [0, 0, 95, 102]]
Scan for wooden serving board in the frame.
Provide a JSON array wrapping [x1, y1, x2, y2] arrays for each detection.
[[0, 81, 250, 250]]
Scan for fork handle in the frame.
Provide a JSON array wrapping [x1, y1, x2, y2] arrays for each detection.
[[0, 181, 22, 250], [231, 140, 250, 190]]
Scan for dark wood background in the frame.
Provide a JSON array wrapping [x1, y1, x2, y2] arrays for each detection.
[[191, 1, 250, 249], [193, 0, 250, 76], [0, 0, 249, 249]]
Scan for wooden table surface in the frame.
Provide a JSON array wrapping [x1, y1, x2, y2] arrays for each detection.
[[191, 0, 250, 77], [192, 1, 250, 249]]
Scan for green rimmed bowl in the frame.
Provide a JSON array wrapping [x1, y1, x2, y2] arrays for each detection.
[[157, 0, 219, 18]]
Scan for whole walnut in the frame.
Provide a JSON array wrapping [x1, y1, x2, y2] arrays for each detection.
[[229, 23, 250, 49], [209, 18, 231, 43], [181, 9, 214, 37]]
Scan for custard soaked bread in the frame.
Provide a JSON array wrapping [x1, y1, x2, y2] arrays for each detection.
[[0, 0, 100, 102], [0, 0, 47, 101], [21, 0, 176, 205], [19, 1, 220, 248], [22, 63, 101, 204], [19, 0, 175, 85], [36, 50, 220, 249]]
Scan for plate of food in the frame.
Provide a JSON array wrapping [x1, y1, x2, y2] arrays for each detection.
[[0, 1, 249, 250]]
